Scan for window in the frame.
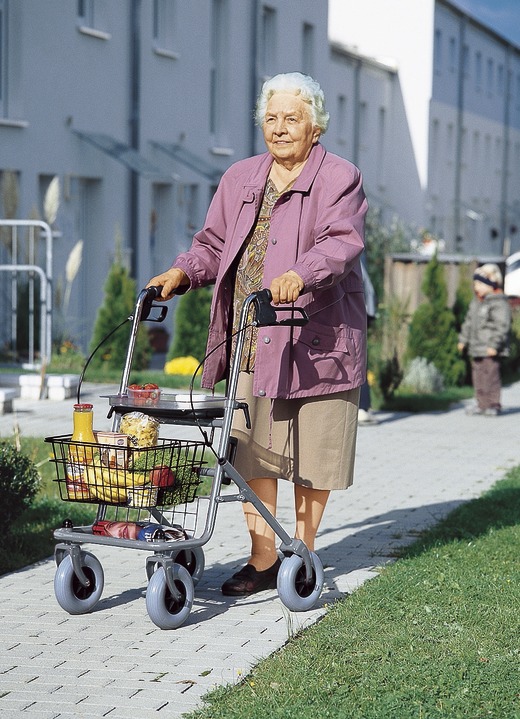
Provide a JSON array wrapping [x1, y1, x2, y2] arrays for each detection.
[[78, 0, 94, 27], [209, 0, 230, 146], [302, 22, 314, 76], [337, 94, 347, 144], [77, 0, 109, 39], [486, 58, 494, 95], [0, 0, 7, 117], [153, 0, 177, 56], [434, 28, 442, 74], [462, 44, 469, 77], [475, 51, 482, 91], [449, 37, 457, 72], [260, 6, 277, 81], [497, 64, 504, 96]]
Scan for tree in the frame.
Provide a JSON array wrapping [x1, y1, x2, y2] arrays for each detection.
[[407, 253, 466, 386], [167, 286, 213, 362], [88, 256, 151, 372]]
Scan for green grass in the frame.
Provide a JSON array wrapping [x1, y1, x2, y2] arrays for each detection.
[[185, 468, 520, 719], [381, 385, 473, 413]]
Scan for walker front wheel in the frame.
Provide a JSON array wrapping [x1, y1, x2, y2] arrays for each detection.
[[146, 564, 194, 629], [277, 552, 324, 612], [54, 552, 104, 615]]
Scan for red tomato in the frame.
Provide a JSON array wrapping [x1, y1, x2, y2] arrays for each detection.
[[128, 383, 142, 390], [143, 383, 159, 389], [149, 466, 175, 488]]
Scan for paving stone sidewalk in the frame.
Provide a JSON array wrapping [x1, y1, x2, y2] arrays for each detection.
[[0, 382, 518, 718]]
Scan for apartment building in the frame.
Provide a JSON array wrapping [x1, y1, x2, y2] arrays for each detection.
[[0, 0, 517, 355]]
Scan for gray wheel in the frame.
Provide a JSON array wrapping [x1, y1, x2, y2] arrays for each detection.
[[169, 547, 205, 586], [54, 552, 104, 615], [146, 564, 194, 629], [277, 552, 324, 612]]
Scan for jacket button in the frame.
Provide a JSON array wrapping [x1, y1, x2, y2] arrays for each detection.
[[258, 389, 266, 396], [271, 238, 277, 245], [263, 336, 271, 344], [312, 338, 320, 346]]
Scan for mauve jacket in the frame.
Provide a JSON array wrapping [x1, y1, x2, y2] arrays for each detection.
[[172, 142, 368, 399]]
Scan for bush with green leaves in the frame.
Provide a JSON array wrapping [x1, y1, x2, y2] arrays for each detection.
[[168, 286, 213, 363], [0, 442, 40, 530], [377, 350, 403, 401], [407, 253, 466, 386], [88, 258, 151, 372]]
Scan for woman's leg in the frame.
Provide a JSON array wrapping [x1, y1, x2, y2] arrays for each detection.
[[294, 484, 330, 552], [242, 476, 279, 570]]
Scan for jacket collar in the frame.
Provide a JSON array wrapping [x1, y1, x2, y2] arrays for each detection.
[[242, 142, 327, 199]]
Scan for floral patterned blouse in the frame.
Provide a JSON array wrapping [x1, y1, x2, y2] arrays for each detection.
[[232, 177, 294, 372]]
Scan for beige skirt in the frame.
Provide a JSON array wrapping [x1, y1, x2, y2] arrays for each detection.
[[231, 372, 360, 491]]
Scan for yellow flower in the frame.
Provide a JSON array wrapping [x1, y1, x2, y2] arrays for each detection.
[[164, 356, 202, 376], [367, 369, 376, 387]]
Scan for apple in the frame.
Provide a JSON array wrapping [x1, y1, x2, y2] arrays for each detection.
[[149, 466, 175, 488]]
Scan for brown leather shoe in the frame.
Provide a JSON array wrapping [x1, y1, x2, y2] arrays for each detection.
[[221, 558, 281, 596]]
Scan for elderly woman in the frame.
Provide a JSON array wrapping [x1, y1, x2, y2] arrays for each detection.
[[147, 72, 368, 596]]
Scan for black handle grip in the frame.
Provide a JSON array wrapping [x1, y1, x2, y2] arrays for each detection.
[[251, 289, 309, 328], [141, 286, 167, 322]]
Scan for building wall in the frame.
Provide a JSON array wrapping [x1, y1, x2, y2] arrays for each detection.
[[0, 0, 517, 358]]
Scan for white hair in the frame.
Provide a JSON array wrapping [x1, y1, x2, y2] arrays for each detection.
[[255, 72, 330, 133]]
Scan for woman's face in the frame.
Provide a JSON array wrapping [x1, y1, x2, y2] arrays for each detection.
[[262, 92, 321, 167]]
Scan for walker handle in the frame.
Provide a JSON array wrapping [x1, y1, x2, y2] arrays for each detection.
[[252, 289, 309, 328]]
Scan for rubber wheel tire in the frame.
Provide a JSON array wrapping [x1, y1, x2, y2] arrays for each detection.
[[277, 552, 324, 612], [169, 547, 205, 586], [146, 564, 194, 629], [54, 552, 104, 615]]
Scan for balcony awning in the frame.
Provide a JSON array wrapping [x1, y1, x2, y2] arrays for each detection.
[[73, 130, 171, 179], [151, 141, 222, 182]]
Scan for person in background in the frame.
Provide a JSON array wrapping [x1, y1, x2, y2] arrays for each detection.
[[458, 263, 511, 416], [147, 72, 367, 596], [358, 255, 378, 425]]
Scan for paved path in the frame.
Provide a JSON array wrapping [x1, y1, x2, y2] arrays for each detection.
[[0, 382, 518, 718]]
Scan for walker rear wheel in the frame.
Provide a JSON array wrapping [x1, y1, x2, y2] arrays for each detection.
[[277, 552, 324, 612]]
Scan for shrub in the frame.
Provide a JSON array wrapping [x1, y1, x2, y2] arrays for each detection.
[[0, 442, 40, 530], [407, 253, 466, 386], [168, 286, 213, 362], [402, 357, 445, 394], [377, 351, 403, 401]]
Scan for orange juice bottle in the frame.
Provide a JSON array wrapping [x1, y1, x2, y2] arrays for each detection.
[[69, 404, 96, 474]]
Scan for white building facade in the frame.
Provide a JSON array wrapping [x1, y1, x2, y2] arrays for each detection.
[[328, 0, 520, 256], [0, 0, 517, 355]]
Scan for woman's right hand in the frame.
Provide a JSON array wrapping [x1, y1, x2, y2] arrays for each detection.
[[146, 268, 189, 301]]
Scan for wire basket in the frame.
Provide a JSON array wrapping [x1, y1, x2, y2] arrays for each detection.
[[45, 435, 206, 508]]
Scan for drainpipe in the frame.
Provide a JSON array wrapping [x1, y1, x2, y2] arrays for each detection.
[[500, 48, 511, 257], [249, 0, 259, 157], [352, 56, 362, 168], [129, 0, 140, 278], [453, 17, 465, 253]]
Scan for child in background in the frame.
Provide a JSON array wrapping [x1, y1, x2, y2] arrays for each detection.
[[458, 263, 511, 416]]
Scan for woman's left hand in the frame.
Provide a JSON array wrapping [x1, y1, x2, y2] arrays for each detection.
[[270, 271, 304, 305]]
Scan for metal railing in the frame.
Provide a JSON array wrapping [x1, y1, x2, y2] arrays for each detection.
[[0, 220, 53, 366]]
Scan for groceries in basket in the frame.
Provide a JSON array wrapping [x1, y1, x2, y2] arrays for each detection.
[[92, 520, 187, 541], [96, 431, 129, 469], [119, 412, 160, 449]]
